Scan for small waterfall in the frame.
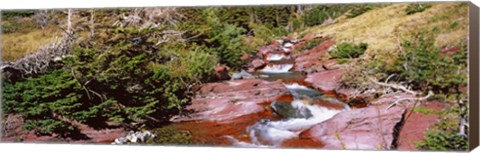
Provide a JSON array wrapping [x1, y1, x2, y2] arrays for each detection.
[[266, 54, 287, 61], [227, 82, 349, 147], [259, 64, 294, 73], [227, 100, 345, 147]]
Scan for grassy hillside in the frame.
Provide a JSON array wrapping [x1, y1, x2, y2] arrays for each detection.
[[1, 14, 62, 61], [304, 3, 468, 55]]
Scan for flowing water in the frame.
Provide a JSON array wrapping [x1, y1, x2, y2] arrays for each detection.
[[165, 42, 349, 148], [225, 48, 350, 147]]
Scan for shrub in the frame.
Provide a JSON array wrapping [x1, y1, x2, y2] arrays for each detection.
[[329, 42, 368, 59], [298, 38, 325, 52], [416, 130, 468, 151], [416, 107, 468, 151], [346, 5, 373, 18], [2, 70, 83, 135], [389, 30, 467, 92], [2, 10, 35, 19], [3, 24, 220, 135], [405, 3, 432, 15]]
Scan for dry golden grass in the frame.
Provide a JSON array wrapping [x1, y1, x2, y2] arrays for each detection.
[[2, 26, 62, 61], [306, 2, 468, 56]]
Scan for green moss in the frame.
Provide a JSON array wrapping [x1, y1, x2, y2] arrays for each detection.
[[413, 107, 442, 115], [150, 125, 199, 145]]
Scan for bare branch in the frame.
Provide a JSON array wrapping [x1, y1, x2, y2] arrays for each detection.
[[368, 76, 418, 95], [385, 90, 433, 110]]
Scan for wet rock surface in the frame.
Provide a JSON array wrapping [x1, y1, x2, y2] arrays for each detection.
[[303, 104, 406, 150], [305, 69, 344, 93], [170, 79, 290, 122]]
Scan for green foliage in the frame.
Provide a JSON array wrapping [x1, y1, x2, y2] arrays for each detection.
[[346, 4, 374, 18], [405, 3, 432, 15], [68, 26, 218, 123], [202, 8, 248, 69], [390, 30, 467, 92], [329, 42, 368, 59], [413, 107, 442, 115], [416, 130, 468, 150], [3, 70, 82, 134], [416, 107, 468, 151], [2, 10, 35, 19], [150, 126, 198, 145]]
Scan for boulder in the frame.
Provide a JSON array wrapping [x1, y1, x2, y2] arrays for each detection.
[[214, 65, 231, 80], [171, 79, 290, 122], [305, 69, 344, 93], [271, 101, 313, 119], [231, 70, 255, 80], [303, 104, 406, 150], [251, 59, 266, 69]]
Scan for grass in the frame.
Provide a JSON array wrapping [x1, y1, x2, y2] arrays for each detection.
[[2, 26, 61, 61], [304, 2, 468, 57]]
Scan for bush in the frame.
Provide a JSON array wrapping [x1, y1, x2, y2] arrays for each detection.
[[2, 10, 35, 19], [346, 5, 373, 18], [3, 24, 220, 135], [329, 42, 368, 59], [2, 70, 83, 135], [405, 3, 432, 15], [302, 5, 351, 27], [416, 130, 468, 151], [389, 30, 467, 92], [416, 107, 468, 151]]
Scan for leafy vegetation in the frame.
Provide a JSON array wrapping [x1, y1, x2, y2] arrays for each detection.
[[416, 106, 468, 151], [416, 130, 468, 150], [405, 3, 432, 15], [149, 126, 199, 145], [2, 10, 35, 19], [339, 28, 468, 150], [388, 29, 467, 92], [1, 4, 470, 150], [3, 70, 82, 135], [329, 42, 368, 59]]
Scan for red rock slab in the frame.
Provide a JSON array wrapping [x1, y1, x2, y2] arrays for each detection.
[[292, 39, 335, 59], [303, 104, 406, 150], [172, 79, 290, 122], [292, 39, 336, 72], [396, 100, 445, 150], [305, 69, 344, 93]]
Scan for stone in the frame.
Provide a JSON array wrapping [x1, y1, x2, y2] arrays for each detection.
[[271, 101, 313, 119], [170, 79, 290, 122], [305, 69, 344, 93], [251, 59, 266, 69], [231, 70, 255, 80], [214, 65, 231, 80], [303, 104, 406, 150]]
